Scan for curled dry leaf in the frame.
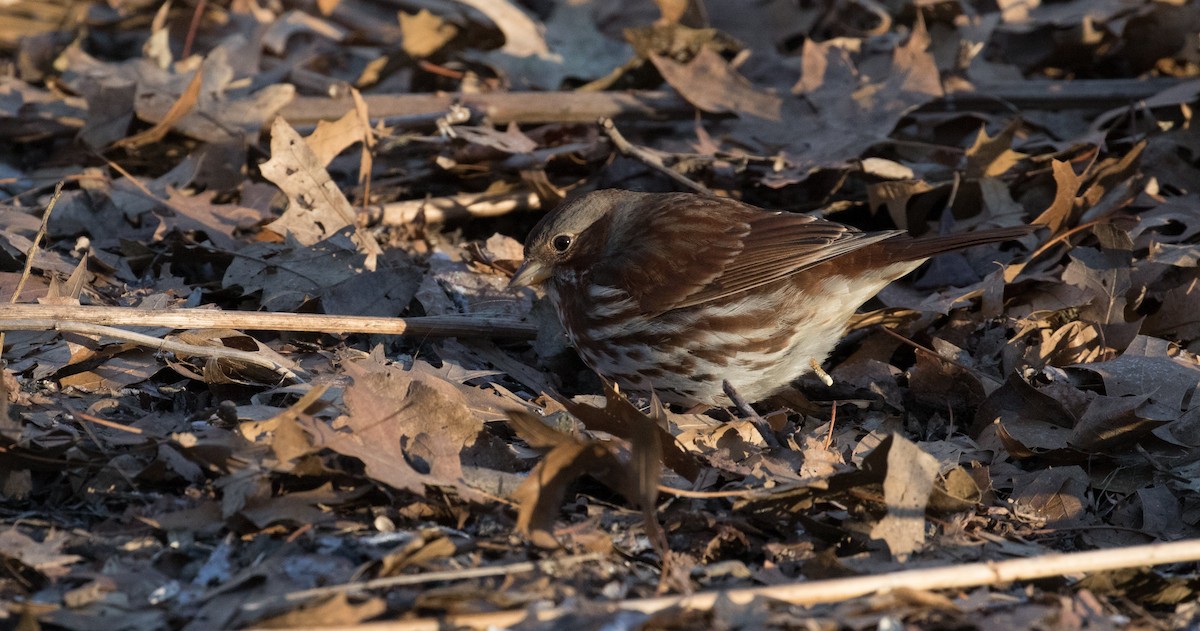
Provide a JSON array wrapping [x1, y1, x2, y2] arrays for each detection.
[[507, 410, 625, 548], [1032, 143, 1146, 234], [304, 100, 371, 168], [165, 329, 300, 386], [964, 121, 1028, 180], [507, 382, 677, 549], [560, 382, 700, 482]]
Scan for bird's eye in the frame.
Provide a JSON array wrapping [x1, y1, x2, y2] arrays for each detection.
[[551, 234, 573, 253]]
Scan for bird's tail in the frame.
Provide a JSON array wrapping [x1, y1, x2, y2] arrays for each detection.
[[881, 224, 1039, 262]]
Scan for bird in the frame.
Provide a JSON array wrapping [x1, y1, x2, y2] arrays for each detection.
[[509, 189, 1033, 407]]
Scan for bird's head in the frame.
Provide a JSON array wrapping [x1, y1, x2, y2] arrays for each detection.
[[509, 189, 649, 289]]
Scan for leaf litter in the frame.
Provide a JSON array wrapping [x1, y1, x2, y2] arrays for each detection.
[[1, 0, 1200, 629]]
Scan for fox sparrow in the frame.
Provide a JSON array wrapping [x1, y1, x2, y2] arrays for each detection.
[[510, 190, 1033, 407]]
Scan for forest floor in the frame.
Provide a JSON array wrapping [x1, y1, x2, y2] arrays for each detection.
[[2, 0, 1200, 629]]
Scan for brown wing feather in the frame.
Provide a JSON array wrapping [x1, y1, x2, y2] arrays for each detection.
[[671, 212, 905, 309], [592, 193, 908, 313], [591, 194, 753, 314]]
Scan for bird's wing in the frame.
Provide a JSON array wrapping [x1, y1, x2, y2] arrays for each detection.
[[591, 194, 751, 315], [670, 211, 903, 309], [595, 194, 902, 314]]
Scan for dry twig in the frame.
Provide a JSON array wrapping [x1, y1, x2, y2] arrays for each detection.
[[251, 539, 1200, 631], [372, 190, 542, 225], [0, 304, 536, 339], [242, 552, 606, 612], [277, 81, 1190, 129], [8, 182, 63, 305], [1, 318, 298, 380], [1, 182, 65, 358], [599, 117, 713, 196]]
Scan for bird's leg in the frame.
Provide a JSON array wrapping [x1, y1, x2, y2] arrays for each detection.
[[722, 379, 781, 449]]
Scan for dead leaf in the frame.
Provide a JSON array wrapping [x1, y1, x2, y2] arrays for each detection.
[[1033, 160, 1085, 234], [649, 47, 782, 120], [928, 467, 984, 514], [114, 64, 202, 149], [964, 122, 1027, 179], [867, 435, 939, 560], [0, 528, 82, 579], [507, 383, 670, 549], [974, 373, 1079, 458], [260, 117, 381, 267], [465, 0, 632, 90], [560, 383, 700, 482], [299, 358, 485, 501], [399, 10, 459, 58], [1070, 336, 1200, 414], [1010, 466, 1091, 527], [221, 230, 420, 315], [1070, 393, 1162, 453], [305, 105, 371, 168], [160, 188, 265, 251], [453, 124, 538, 154], [507, 410, 622, 548]]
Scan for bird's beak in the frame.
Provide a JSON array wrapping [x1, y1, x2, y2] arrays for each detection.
[[509, 260, 551, 289]]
